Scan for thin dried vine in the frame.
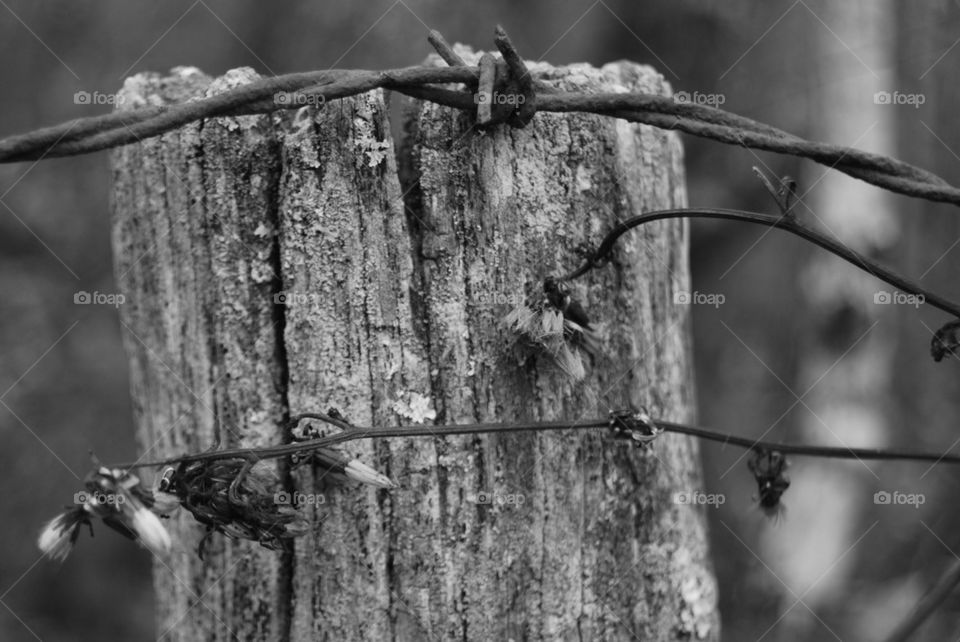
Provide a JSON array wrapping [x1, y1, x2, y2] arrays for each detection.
[[560, 206, 960, 319]]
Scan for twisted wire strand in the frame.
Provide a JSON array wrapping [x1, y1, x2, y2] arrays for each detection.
[[0, 27, 957, 208]]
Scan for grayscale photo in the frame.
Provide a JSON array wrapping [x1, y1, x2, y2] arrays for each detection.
[[0, 2, 957, 640]]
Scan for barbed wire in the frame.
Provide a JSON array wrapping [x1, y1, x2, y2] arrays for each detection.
[[1, 26, 959, 210]]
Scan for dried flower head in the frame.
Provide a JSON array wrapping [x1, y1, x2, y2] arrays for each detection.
[[38, 466, 172, 561], [932, 319, 960, 362], [748, 449, 790, 520], [161, 459, 309, 557], [504, 277, 601, 380]]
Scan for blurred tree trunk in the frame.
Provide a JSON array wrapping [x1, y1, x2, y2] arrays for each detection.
[[758, 2, 899, 639], [887, 4, 960, 639], [110, 57, 717, 641]]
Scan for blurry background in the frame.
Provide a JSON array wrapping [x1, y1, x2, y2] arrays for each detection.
[[1, 0, 959, 639]]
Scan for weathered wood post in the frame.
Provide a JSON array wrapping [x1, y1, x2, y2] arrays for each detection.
[[111, 50, 718, 641]]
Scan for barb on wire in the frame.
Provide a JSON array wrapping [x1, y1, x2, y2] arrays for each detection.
[[492, 24, 537, 126], [427, 29, 471, 72], [476, 53, 499, 125], [0, 26, 959, 209]]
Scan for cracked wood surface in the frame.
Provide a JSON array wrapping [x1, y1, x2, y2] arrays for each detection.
[[110, 53, 718, 641]]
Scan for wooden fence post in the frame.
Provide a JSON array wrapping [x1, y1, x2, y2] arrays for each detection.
[[111, 53, 718, 641]]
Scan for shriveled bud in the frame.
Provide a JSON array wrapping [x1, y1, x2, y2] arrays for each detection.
[[167, 459, 309, 555], [345, 460, 397, 489]]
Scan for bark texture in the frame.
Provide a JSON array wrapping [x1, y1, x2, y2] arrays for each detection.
[[111, 53, 718, 641]]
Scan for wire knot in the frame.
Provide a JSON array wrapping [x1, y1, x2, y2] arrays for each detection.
[[608, 407, 662, 447]]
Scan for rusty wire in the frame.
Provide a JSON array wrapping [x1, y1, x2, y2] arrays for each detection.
[[0, 26, 958, 210]]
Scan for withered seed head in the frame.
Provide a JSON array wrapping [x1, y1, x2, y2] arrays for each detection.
[[748, 449, 790, 519], [164, 459, 309, 554], [504, 277, 602, 381], [38, 466, 172, 561]]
